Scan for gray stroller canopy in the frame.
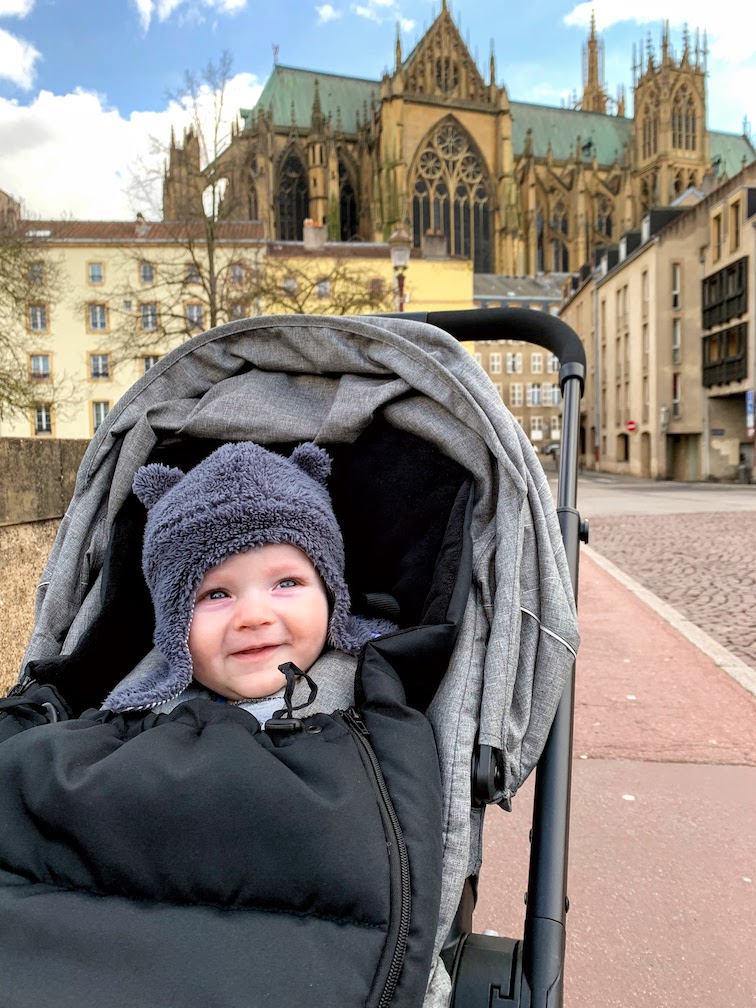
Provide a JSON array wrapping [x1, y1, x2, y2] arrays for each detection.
[[21, 313, 579, 994]]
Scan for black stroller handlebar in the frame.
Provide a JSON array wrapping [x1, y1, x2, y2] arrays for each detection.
[[388, 307, 586, 378]]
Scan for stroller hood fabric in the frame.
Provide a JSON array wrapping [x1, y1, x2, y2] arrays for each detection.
[[19, 314, 579, 1000]]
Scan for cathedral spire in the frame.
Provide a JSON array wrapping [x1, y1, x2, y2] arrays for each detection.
[[311, 78, 324, 132], [489, 38, 496, 86], [581, 9, 607, 113], [395, 22, 402, 71]]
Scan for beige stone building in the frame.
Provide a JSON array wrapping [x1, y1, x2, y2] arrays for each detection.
[[165, 10, 753, 277], [1, 219, 472, 439], [560, 161, 756, 480]]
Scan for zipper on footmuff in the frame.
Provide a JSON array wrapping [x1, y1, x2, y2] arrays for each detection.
[[340, 707, 411, 1008]]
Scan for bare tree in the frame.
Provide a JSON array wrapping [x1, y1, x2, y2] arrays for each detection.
[[0, 222, 74, 419], [245, 257, 394, 316], [106, 53, 263, 369]]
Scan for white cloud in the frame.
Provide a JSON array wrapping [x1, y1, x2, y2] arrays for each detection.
[[0, 26, 39, 88], [0, 0, 35, 16], [135, 0, 246, 32], [351, 0, 406, 26], [0, 72, 263, 219], [316, 4, 341, 23]]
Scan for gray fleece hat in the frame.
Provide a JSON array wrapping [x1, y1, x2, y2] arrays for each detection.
[[104, 441, 395, 711]]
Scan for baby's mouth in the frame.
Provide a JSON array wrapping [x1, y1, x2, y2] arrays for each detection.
[[231, 643, 280, 658]]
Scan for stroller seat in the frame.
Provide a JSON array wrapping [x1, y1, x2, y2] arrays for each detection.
[[3, 311, 580, 1008]]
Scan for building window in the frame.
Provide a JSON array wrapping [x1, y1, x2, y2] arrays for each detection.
[[316, 278, 330, 299], [141, 303, 158, 331], [492, 382, 502, 398], [140, 262, 155, 284], [730, 201, 741, 253], [277, 151, 309, 241], [641, 271, 649, 318], [671, 263, 681, 309], [88, 262, 104, 285], [186, 263, 201, 284], [526, 383, 542, 407], [642, 376, 649, 423], [548, 354, 559, 373], [88, 304, 108, 331], [551, 385, 561, 406], [29, 303, 48, 331], [531, 352, 543, 374], [367, 277, 386, 302], [542, 382, 552, 405], [142, 355, 160, 373], [186, 303, 204, 330], [473, 352, 482, 366], [506, 352, 522, 373], [510, 383, 523, 408], [29, 262, 44, 285], [672, 373, 682, 419], [672, 318, 681, 365], [93, 401, 110, 431], [713, 215, 722, 261], [550, 416, 560, 437], [229, 263, 245, 285], [90, 353, 110, 379], [30, 354, 50, 380], [229, 302, 246, 320], [281, 277, 298, 295], [411, 121, 493, 272], [34, 403, 52, 435], [530, 416, 544, 441], [489, 352, 502, 374], [671, 85, 696, 151]]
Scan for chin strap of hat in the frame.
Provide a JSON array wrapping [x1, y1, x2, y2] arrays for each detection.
[[270, 662, 319, 724]]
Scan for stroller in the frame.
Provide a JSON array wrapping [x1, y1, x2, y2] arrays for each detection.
[[0, 307, 584, 1008]]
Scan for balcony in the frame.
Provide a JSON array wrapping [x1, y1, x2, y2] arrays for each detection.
[[702, 324, 748, 387]]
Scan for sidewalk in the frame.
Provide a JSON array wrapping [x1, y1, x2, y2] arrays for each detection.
[[475, 551, 756, 1006]]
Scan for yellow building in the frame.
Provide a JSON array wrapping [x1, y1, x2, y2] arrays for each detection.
[[165, 10, 753, 277], [560, 161, 756, 480], [1, 219, 472, 439]]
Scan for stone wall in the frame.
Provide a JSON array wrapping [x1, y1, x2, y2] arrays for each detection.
[[0, 439, 88, 693]]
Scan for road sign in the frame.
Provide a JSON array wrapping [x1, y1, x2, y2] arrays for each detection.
[[626, 420, 638, 433]]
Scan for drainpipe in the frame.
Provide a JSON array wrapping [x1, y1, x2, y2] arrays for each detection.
[[699, 246, 710, 480], [593, 267, 601, 468]]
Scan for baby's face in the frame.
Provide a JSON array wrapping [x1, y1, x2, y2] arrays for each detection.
[[188, 543, 329, 701]]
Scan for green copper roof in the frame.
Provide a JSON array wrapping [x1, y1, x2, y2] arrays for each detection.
[[709, 131, 756, 177], [242, 65, 378, 134], [241, 65, 755, 177]]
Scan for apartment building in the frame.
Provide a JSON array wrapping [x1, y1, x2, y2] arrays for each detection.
[[470, 275, 566, 449], [3, 220, 473, 440], [560, 160, 756, 480]]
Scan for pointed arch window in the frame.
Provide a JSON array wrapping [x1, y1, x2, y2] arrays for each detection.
[[411, 121, 492, 272], [596, 197, 612, 238], [536, 210, 544, 273], [672, 86, 697, 151], [642, 102, 658, 160], [338, 160, 358, 241], [277, 152, 308, 241], [551, 202, 569, 272]]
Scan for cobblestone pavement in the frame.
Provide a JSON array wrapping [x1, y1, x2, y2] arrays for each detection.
[[587, 511, 756, 672]]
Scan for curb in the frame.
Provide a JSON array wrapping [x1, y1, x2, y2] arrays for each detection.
[[583, 544, 756, 700]]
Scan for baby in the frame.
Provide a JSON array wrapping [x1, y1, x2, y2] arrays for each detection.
[[103, 441, 396, 721]]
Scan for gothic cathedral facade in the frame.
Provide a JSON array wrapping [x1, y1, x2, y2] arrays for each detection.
[[163, 5, 754, 275]]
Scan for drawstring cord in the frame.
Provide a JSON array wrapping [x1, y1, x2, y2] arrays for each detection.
[[272, 662, 318, 720]]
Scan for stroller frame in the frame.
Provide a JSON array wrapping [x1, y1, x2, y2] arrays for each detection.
[[393, 308, 586, 1008]]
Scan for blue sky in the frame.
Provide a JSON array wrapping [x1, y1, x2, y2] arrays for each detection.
[[1, 0, 755, 218]]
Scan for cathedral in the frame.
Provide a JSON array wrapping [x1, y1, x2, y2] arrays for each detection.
[[163, 4, 755, 275]]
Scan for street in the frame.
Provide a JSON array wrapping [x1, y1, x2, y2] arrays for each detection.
[[475, 475, 756, 1006]]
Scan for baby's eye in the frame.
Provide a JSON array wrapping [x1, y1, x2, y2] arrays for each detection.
[[277, 578, 297, 589], [200, 588, 229, 601]]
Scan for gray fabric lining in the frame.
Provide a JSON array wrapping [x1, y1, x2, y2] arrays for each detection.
[[19, 313, 579, 984]]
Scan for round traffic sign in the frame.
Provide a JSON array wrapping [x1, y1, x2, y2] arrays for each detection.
[[626, 420, 638, 433]]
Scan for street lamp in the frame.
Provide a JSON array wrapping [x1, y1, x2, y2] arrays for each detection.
[[389, 226, 411, 312]]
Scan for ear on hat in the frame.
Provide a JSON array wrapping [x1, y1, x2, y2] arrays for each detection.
[[291, 442, 332, 485], [132, 463, 185, 510]]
